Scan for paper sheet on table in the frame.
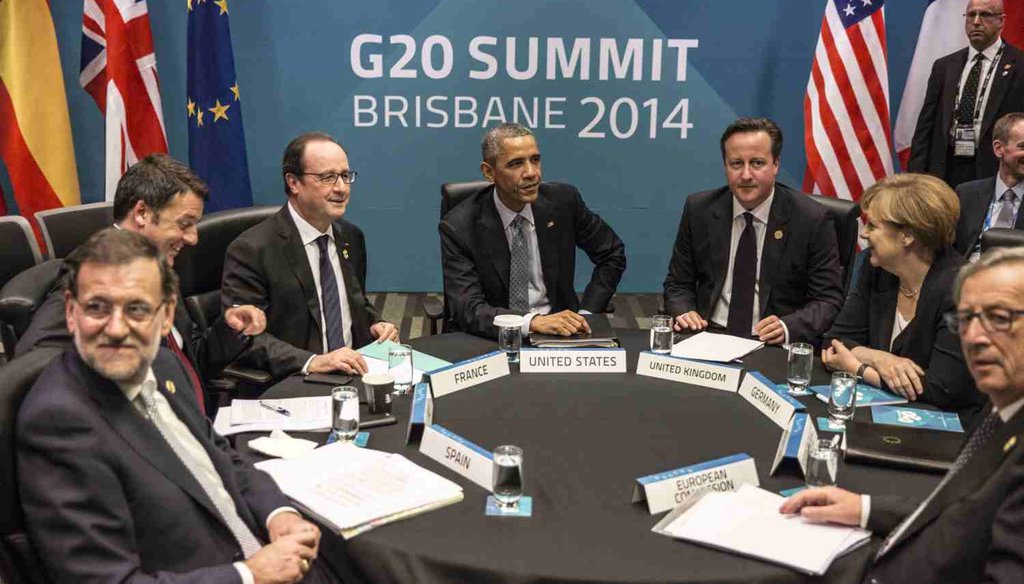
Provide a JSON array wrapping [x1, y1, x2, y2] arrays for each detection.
[[653, 484, 870, 575], [248, 430, 319, 459], [213, 401, 331, 437], [364, 356, 424, 385], [230, 397, 331, 425], [671, 332, 764, 362], [256, 442, 463, 538], [357, 340, 452, 373]]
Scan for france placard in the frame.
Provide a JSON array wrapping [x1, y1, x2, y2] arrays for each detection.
[[519, 348, 626, 373], [631, 453, 759, 515], [419, 424, 493, 490], [427, 351, 510, 398], [636, 352, 742, 392]]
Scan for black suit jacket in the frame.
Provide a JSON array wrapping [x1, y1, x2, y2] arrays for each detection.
[[908, 41, 1024, 184], [662, 183, 844, 343], [221, 205, 381, 379], [16, 349, 289, 583], [862, 407, 1024, 584], [439, 182, 626, 339], [953, 176, 1024, 256], [824, 248, 987, 423]]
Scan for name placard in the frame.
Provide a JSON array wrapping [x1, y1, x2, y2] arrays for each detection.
[[631, 453, 759, 515], [770, 413, 819, 476], [427, 351, 510, 398], [419, 424, 493, 490], [738, 371, 802, 429], [636, 352, 742, 392], [405, 382, 435, 444], [519, 348, 627, 373]]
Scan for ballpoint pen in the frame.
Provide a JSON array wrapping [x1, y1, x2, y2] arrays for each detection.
[[260, 401, 291, 416]]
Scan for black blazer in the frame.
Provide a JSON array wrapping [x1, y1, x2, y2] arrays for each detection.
[[439, 182, 626, 339], [824, 248, 987, 422], [953, 176, 1024, 256], [662, 183, 844, 343], [221, 205, 381, 379], [16, 349, 289, 582], [908, 41, 1024, 184], [862, 407, 1024, 584]]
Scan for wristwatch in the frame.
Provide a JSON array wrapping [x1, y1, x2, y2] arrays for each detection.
[[855, 362, 870, 382]]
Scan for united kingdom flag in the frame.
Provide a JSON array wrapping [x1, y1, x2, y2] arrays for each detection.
[[80, 0, 168, 200]]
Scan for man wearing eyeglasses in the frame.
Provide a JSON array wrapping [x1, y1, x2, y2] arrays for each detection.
[[222, 132, 399, 380], [780, 246, 1024, 584], [908, 0, 1024, 189]]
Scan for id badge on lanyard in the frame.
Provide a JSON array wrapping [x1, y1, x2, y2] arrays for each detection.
[[954, 125, 977, 157]]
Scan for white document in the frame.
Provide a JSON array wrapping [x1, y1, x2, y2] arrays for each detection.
[[230, 397, 331, 425], [671, 332, 764, 363], [364, 356, 424, 384], [213, 400, 332, 437], [256, 443, 463, 538], [248, 430, 319, 459], [653, 484, 871, 575]]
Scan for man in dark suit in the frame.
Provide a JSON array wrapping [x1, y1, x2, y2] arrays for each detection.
[[222, 132, 398, 380], [954, 112, 1024, 260], [908, 0, 1024, 188], [439, 123, 626, 339], [14, 154, 265, 413], [17, 229, 336, 583], [781, 247, 1024, 583], [663, 117, 843, 345]]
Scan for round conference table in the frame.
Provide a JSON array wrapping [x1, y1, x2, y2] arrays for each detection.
[[256, 329, 943, 584]]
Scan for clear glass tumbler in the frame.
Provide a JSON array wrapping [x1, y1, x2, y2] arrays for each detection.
[[388, 344, 414, 395], [805, 439, 839, 487], [492, 445, 524, 510], [330, 386, 360, 442], [650, 315, 673, 354], [786, 342, 814, 396], [828, 372, 857, 427]]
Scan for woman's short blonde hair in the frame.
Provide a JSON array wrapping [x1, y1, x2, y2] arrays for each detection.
[[860, 173, 959, 253]]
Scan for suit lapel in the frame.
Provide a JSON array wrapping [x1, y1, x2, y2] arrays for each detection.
[[708, 192, 733, 305], [481, 196, 511, 302], [939, 51, 968, 140], [963, 178, 997, 251], [276, 208, 324, 352], [171, 294, 199, 367], [758, 190, 792, 317], [874, 272, 898, 351], [531, 196, 559, 300], [980, 47, 1017, 138]]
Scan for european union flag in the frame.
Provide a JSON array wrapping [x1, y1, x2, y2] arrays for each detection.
[[187, 0, 252, 212]]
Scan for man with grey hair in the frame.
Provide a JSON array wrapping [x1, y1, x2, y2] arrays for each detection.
[[440, 122, 626, 338], [780, 246, 1024, 583]]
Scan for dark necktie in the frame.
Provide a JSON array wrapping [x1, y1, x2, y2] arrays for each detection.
[[955, 54, 984, 127], [726, 212, 757, 337], [876, 412, 1002, 558], [164, 332, 206, 415], [509, 215, 530, 313], [315, 234, 346, 351], [993, 189, 1019, 229]]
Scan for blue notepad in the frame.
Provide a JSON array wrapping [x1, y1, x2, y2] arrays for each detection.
[[808, 383, 907, 407], [871, 405, 964, 433], [357, 340, 452, 373]]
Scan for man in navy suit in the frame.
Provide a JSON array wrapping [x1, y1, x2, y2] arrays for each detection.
[[17, 229, 337, 583]]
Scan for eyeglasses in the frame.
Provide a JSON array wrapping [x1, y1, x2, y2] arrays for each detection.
[[963, 10, 1003, 21], [944, 308, 1024, 334], [298, 171, 358, 185], [74, 297, 166, 325]]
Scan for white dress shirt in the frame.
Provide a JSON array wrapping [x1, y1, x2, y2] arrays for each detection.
[[955, 38, 1003, 137], [288, 203, 353, 372], [493, 191, 551, 334]]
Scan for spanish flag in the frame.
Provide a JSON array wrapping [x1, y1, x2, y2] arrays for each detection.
[[0, 0, 80, 244]]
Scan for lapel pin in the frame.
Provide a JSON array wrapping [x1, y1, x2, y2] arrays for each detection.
[[1004, 71, 1010, 77], [547, 220, 555, 228], [1004, 63, 1012, 70], [342, 249, 349, 259], [165, 380, 176, 395], [774, 229, 783, 240], [1004, 435, 1017, 453]]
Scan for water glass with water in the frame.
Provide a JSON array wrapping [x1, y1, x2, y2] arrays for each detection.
[[828, 371, 857, 427], [650, 315, 673, 354], [492, 445, 524, 510], [388, 344, 414, 395], [493, 315, 524, 364], [330, 386, 360, 442], [786, 342, 814, 396], [805, 439, 839, 487]]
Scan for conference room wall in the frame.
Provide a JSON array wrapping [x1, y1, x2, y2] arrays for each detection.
[[7, 1, 925, 293]]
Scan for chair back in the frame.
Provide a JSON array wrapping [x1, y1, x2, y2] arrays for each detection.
[[0, 260, 63, 357], [175, 205, 277, 298], [0, 347, 63, 584], [807, 193, 861, 293], [980, 228, 1024, 253], [0, 217, 42, 292], [34, 202, 113, 259], [440, 181, 491, 220]]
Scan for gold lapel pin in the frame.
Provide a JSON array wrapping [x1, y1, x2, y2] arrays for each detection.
[[1004, 435, 1017, 453], [774, 229, 783, 240], [165, 380, 177, 395], [342, 249, 350, 259], [547, 221, 555, 228], [1005, 63, 1012, 70]]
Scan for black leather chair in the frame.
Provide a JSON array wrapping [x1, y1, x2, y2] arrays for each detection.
[[0, 216, 43, 361], [34, 202, 113, 259], [980, 227, 1024, 253], [0, 260, 63, 360], [0, 346, 62, 584], [807, 193, 861, 294]]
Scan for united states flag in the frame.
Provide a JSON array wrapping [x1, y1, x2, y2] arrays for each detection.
[[80, 0, 168, 200], [803, 0, 894, 205]]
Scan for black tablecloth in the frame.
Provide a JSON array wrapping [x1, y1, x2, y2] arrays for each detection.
[[253, 330, 942, 584]]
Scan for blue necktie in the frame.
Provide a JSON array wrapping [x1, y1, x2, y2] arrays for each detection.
[[315, 234, 346, 351]]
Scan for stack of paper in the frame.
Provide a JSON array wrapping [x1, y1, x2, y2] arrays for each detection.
[[671, 332, 764, 362], [256, 443, 464, 538], [213, 397, 332, 436], [653, 484, 871, 575]]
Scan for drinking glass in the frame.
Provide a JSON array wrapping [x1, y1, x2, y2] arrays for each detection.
[[786, 342, 814, 396], [650, 315, 673, 354], [827, 372, 857, 427], [330, 386, 360, 442], [492, 445, 524, 510], [388, 344, 414, 395], [493, 315, 524, 364], [805, 439, 839, 487]]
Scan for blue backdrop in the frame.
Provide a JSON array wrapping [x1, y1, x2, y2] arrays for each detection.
[[6, 1, 928, 293]]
